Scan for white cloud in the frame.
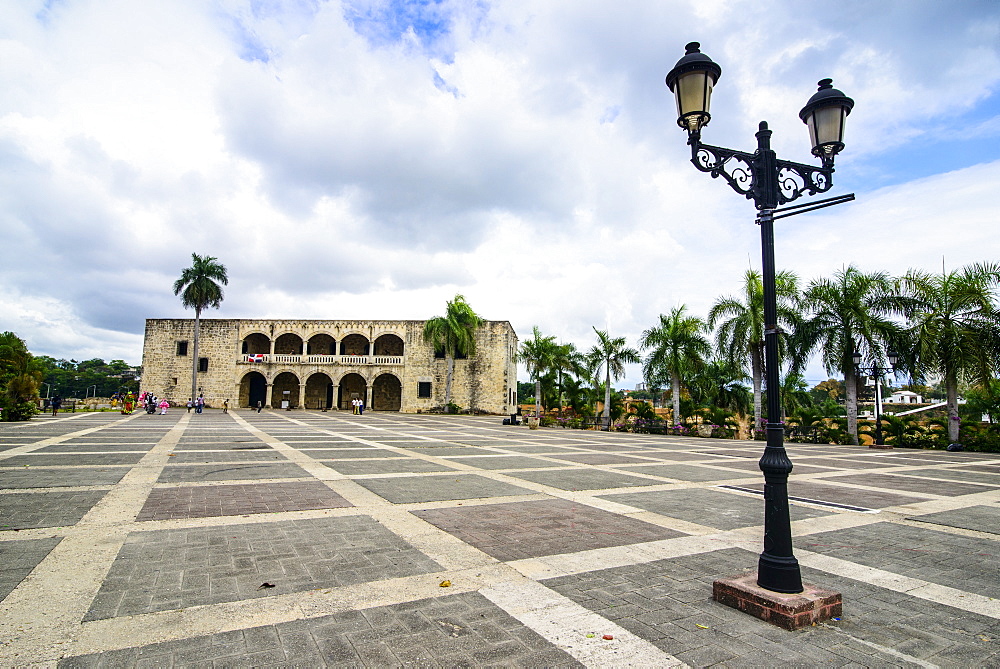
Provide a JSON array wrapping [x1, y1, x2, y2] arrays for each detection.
[[0, 0, 997, 393]]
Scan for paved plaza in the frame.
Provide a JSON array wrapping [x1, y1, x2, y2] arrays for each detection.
[[0, 410, 998, 667]]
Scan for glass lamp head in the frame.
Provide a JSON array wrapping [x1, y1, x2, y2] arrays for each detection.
[[665, 42, 722, 134], [799, 79, 854, 159]]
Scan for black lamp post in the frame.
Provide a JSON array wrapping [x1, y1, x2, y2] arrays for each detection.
[[853, 351, 899, 447], [666, 42, 855, 595]]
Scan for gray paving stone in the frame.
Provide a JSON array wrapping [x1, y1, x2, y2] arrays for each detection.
[[0, 490, 108, 529], [0, 537, 62, 601], [352, 473, 535, 503], [156, 462, 311, 482], [504, 468, 666, 491], [323, 458, 455, 475], [600, 487, 832, 530], [84, 516, 443, 620], [542, 546, 1000, 667], [801, 522, 1000, 599], [63, 592, 582, 667], [415, 498, 685, 561], [0, 467, 131, 488]]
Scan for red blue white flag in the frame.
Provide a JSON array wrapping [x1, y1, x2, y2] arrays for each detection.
[[248, 354, 265, 362]]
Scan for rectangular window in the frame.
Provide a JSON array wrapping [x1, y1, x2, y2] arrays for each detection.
[[417, 382, 432, 398], [198, 357, 209, 372], [176, 341, 188, 356]]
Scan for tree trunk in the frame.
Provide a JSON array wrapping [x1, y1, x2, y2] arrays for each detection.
[[671, 371, 681, 427], [751, 344, 763, 435], [844, 363, 859, 445], [602, 366, 611, 430], [191, 307, 201, 406], [946, 373, 960, 443], [535, 378, 542, 420], [444, 355, 454, 411]]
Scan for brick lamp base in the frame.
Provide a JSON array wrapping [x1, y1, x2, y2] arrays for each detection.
[[713, 574, 842, 630]]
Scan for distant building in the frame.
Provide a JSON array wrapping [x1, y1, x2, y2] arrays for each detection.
[[888, 390, 924, 404], [141, 318, 518, 413], [635, 382, 647, 391]]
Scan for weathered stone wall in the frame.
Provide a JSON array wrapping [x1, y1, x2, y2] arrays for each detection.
[[141, 318, 518, 414]]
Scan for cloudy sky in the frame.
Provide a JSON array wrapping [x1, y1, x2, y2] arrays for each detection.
[[2, 0, 998, 388]]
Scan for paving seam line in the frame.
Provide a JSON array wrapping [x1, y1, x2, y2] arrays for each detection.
[[0, 413, 146, 460], [0, 413, 191, 662]]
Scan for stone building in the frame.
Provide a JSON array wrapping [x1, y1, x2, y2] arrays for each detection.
[[141, 319, 518, 414]]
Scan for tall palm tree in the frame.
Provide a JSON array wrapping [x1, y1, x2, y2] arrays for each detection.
[[518, 326, 556, 419], [686, 357, 752, 417], [552, 342, 586, 417], [173, 253, 228, 405], [640, 306, 711, 426], [709, 269, 801, 430], [422, 294, 483, 412], [796, 266, 906, 444], [588, 328, 640, 430], [898, 262, 1000, 442]]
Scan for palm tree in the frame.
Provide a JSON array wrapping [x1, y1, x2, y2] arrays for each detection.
[[422, 294, 483, 412], [518, 326, 556, 420], [173, 253, 228, 405], [796, 266, 906, 444], [640, 306, 711, 427], [709, 269, 800, 431], [686, 357, 752, 417], [898, 262, 1000, 442], [588, 328, 640, 430], [552, 342, 586, 417]]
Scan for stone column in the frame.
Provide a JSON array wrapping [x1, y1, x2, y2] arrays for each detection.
[[331, 385, 339, 410], [299, 382, 307, 410], [265, 383, 273, 409], [365, 385, 372, 412]]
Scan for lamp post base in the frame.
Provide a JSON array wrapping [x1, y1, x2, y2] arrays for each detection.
[[713, 574, 842, 630], [869, 444, 893, 450]]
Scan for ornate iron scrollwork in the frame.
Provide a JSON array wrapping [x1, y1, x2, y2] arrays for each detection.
[[690, 142, 757, 201], [775, 159, 834, 204], [689, 135, 836, 207]]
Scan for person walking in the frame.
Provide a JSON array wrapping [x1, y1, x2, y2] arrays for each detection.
[[195, 396, 204, 414], [186, 398, 193, 413], [358, 398, 364, 415], [158, 398, 170, 415], [256, 400, 262, 413], [50, 395, 62, 417], [223, 398, 229, 414]]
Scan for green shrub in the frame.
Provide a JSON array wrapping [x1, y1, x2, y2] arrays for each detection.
[[959, 424, 1000, 452]]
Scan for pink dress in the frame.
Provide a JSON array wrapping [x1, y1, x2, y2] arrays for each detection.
[[158, 400, 170, 414]]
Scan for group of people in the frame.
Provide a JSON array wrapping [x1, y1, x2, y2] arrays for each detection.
[[351, 397, 365, 415], [137, 392, 169, 414], [186, 396, 206, 413]]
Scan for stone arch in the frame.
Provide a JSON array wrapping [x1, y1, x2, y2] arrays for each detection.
[[305, 372, 334, 410], [307, 333, 336, 355], [340, 334, 370, 356], [272, 371, 301, 408], [337, 372, 367, 410], [372, 373, 402, 411], [274, 333, 303, 355], [242, 333, 270, 355], [240, 371, 267, 408], [373, 334, 404, 356]]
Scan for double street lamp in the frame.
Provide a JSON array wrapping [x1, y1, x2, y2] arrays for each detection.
[[853, 351, 899, 447], [666, 43, 854, 596]]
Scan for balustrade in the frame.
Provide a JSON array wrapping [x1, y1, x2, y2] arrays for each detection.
[[239, 354, 404, 366]]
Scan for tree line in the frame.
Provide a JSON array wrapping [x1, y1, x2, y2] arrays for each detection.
[[517, 262, 1000, 447]]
